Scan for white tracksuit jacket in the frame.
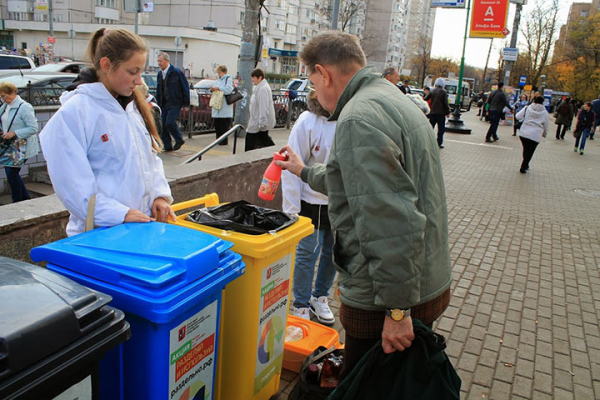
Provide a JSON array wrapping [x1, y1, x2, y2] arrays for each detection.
[[281, 110, 336, 214], [40, 82, 173, 236]]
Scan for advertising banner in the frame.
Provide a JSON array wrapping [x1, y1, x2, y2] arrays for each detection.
[[470, 0, 511, 38]]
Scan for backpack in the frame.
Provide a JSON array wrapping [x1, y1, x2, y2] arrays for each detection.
[[289, 346, 345, 400]]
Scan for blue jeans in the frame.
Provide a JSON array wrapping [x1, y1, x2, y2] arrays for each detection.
[[5, 166, 30, 203], [486, 110, 501, 141], [292, 229, 336, 309], [161, 107, 184, 150], [576, 128, 590, 151], [429, 114, 446, 146]]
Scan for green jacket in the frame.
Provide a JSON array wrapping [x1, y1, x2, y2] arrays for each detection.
[[301, 67, 451, 310]]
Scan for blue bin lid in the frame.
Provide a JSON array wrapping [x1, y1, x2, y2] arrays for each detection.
[[30, 223, 237, 299]]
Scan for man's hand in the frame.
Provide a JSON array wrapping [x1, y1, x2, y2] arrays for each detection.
[[124, 209, 155, 223], [151, 197, 177, 223], [275, 145, 305, 177], [381, 316, 415, 354], [2, 131, 16, 140]]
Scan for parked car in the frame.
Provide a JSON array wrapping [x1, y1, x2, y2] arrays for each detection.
[[142, 73, 158, 96], [0, 54, 36, 77], [193, 79, 216, 94], [33, 62, 89, 74], [411, 88, 425, 98], [0, 72, 77, 105]]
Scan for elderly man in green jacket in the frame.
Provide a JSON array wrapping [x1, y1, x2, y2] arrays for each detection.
[[277, 31, 452, 377]]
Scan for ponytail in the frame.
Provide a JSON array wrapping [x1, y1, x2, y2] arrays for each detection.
[[133, 87, 162, 152]]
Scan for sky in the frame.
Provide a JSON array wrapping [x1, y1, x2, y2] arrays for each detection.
[[429, 0, 580, 69]]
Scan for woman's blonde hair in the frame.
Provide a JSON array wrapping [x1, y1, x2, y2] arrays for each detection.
[[86, 28, 162, 151], [216, 65, 228, 74], [0, 82, 18, 95]]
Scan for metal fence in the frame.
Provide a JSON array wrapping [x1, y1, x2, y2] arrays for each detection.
[[15, 85, 66, 106]]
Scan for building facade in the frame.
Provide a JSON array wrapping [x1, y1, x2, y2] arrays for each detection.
[[553, 0, 600, 64]]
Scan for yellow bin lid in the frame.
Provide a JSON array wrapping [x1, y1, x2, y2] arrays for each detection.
[[171, 193, 314, 259]]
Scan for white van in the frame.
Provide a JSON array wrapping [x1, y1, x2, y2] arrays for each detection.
[[444, 78, 471, 111]]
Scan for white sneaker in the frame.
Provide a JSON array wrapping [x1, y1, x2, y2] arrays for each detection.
[[309, 296, 335, 325], [292, 307, 310, 320]]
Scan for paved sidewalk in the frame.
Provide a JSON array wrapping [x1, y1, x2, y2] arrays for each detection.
[[273, 110, 600, 399]]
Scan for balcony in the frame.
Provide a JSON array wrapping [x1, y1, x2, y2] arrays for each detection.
[[95, 6, 119, 21]]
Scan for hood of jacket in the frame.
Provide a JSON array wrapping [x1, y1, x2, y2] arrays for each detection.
[[526, 103, 548, 119], [61, 81, 133, 110], [63, 68, 133, 109]]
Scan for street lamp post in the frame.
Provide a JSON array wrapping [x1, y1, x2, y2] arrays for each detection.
[[445, 0, 472, 134]]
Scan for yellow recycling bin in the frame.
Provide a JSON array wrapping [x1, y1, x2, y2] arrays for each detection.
[[171, 193, 314, 400]]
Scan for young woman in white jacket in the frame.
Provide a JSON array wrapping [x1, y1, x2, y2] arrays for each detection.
[[515, 95, 549, 173], [281, 91, 337, 324], [40, 28, 175, 236]]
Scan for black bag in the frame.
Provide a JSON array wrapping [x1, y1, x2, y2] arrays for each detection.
[[329, 319, 461, 400], [186, 200, 298, 235], [224, 77, 243, 105], [289, 346, 344, 400], [500, 111, 506, 120]]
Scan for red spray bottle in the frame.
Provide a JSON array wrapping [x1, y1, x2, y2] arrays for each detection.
[[258, 152, 287, 201]]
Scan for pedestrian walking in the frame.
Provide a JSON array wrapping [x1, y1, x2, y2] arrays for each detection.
[[485, 82, 511, 142], [515, 95, 548, 173], [512, 94, 528, 136], [282, 91, 337, 325], [426, 78, 450, 148], [0, 82, 40, 202], [590, 95, 600, 140], [156, 52, 189, 151], [574, 101, 595, 155], [40, 28, 175, 237], [276, 31, 451, 379], [210, 65, 235, 145], [381, 67, 401, 89], [554, 97, 573, 140], [245, 68, 276, 151]]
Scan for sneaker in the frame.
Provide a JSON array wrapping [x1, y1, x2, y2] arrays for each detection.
[[580, 150, 584, 155], [574, 147, 578, 152], [309, 296, 335, 325], [292, 307, 310, 320]]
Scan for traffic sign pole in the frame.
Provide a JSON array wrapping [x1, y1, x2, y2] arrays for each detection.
[[504, 1, 523, 86]]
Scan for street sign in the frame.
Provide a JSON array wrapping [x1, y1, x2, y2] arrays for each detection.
[[35, 0, 48, 11], [502, 47, 518, 61], [431, 0, 466, 8], [524, 84, 533, 91], [519, 75, 527, 86], [47, 36, 56, 44], [174, 36, 182, 47], [142, 1, 153, 12], [469, 0, 511, 38]]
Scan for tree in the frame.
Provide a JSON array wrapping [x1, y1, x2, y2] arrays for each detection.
[[520, 0, 560, 88], [427, 57, 459, 79], [316, 0, 368, 31], [411, 32, 433, 87]]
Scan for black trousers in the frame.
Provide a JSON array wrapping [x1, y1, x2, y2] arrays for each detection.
[[245, 130, 275, 152], [556, 124, 568, 139], [520, 136, 539, 170], [214, 118, 232, 145]]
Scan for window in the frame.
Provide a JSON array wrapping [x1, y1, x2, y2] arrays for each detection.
[[581, 10, 589, 17], [286, 24, 297, 34], [9, 12, 31, 21], [240, 11, 245, 23], [95, 0, 116, 9], [281, 57, 297, 75], [34, 13, 48, 22], [276, 20, 285, 31]]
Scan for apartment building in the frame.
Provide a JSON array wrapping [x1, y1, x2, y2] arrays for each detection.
[[362, 0, 435, 77], [553, 0, 600, 63]]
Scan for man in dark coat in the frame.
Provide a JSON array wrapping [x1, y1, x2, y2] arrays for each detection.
[[156, 52, 190, 151], [425, 78, 451, 148], [485, 82, 511, 142]]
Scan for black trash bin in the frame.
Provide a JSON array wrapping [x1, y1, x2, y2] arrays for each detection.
[[0, 257, 130, 400]]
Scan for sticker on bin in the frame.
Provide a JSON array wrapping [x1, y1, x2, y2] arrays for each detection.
[[254, 254, 291, 394], [169, 300, 218, 400]]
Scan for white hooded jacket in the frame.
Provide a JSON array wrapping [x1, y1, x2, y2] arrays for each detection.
[[281, 110, 335, 213], [246, 79, 276, 133], [516, 103, 549, 143], [40, 82, 173, 236]]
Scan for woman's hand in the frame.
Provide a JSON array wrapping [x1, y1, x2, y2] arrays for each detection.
[[124, 209, 155, 223], [210, 87, 220, 92], [151, 197, 177, 223], [2, 131, 16, 140]]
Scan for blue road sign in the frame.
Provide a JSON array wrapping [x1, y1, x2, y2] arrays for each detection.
[[431, 0, 466, 8], [519, 75, 527, 86]]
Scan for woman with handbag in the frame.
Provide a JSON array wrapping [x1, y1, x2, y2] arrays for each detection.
[[40, 28, 175, 237], [554, 98, 573, 140], [0, 82, 40, 203], [210, 65, 234, 146], [574, 101, 595, 155], [512, 94, 528, 136]]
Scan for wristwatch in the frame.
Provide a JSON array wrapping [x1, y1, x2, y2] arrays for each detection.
[[386, 308, 411, 322]]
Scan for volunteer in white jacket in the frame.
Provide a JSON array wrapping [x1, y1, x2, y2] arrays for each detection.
[[516, 94, 549, 173], [282, 91, 337, 325], [40, 28, 175, 236], [245, 68, 276, 151]]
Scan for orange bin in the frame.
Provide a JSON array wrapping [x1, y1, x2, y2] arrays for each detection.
[[283, 315, 344, 373]]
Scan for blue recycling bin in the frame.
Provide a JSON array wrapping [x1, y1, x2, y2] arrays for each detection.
[[31, 222, 245, 400]]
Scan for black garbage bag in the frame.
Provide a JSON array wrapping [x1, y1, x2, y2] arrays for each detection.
[[186, 200, 298, 235]]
